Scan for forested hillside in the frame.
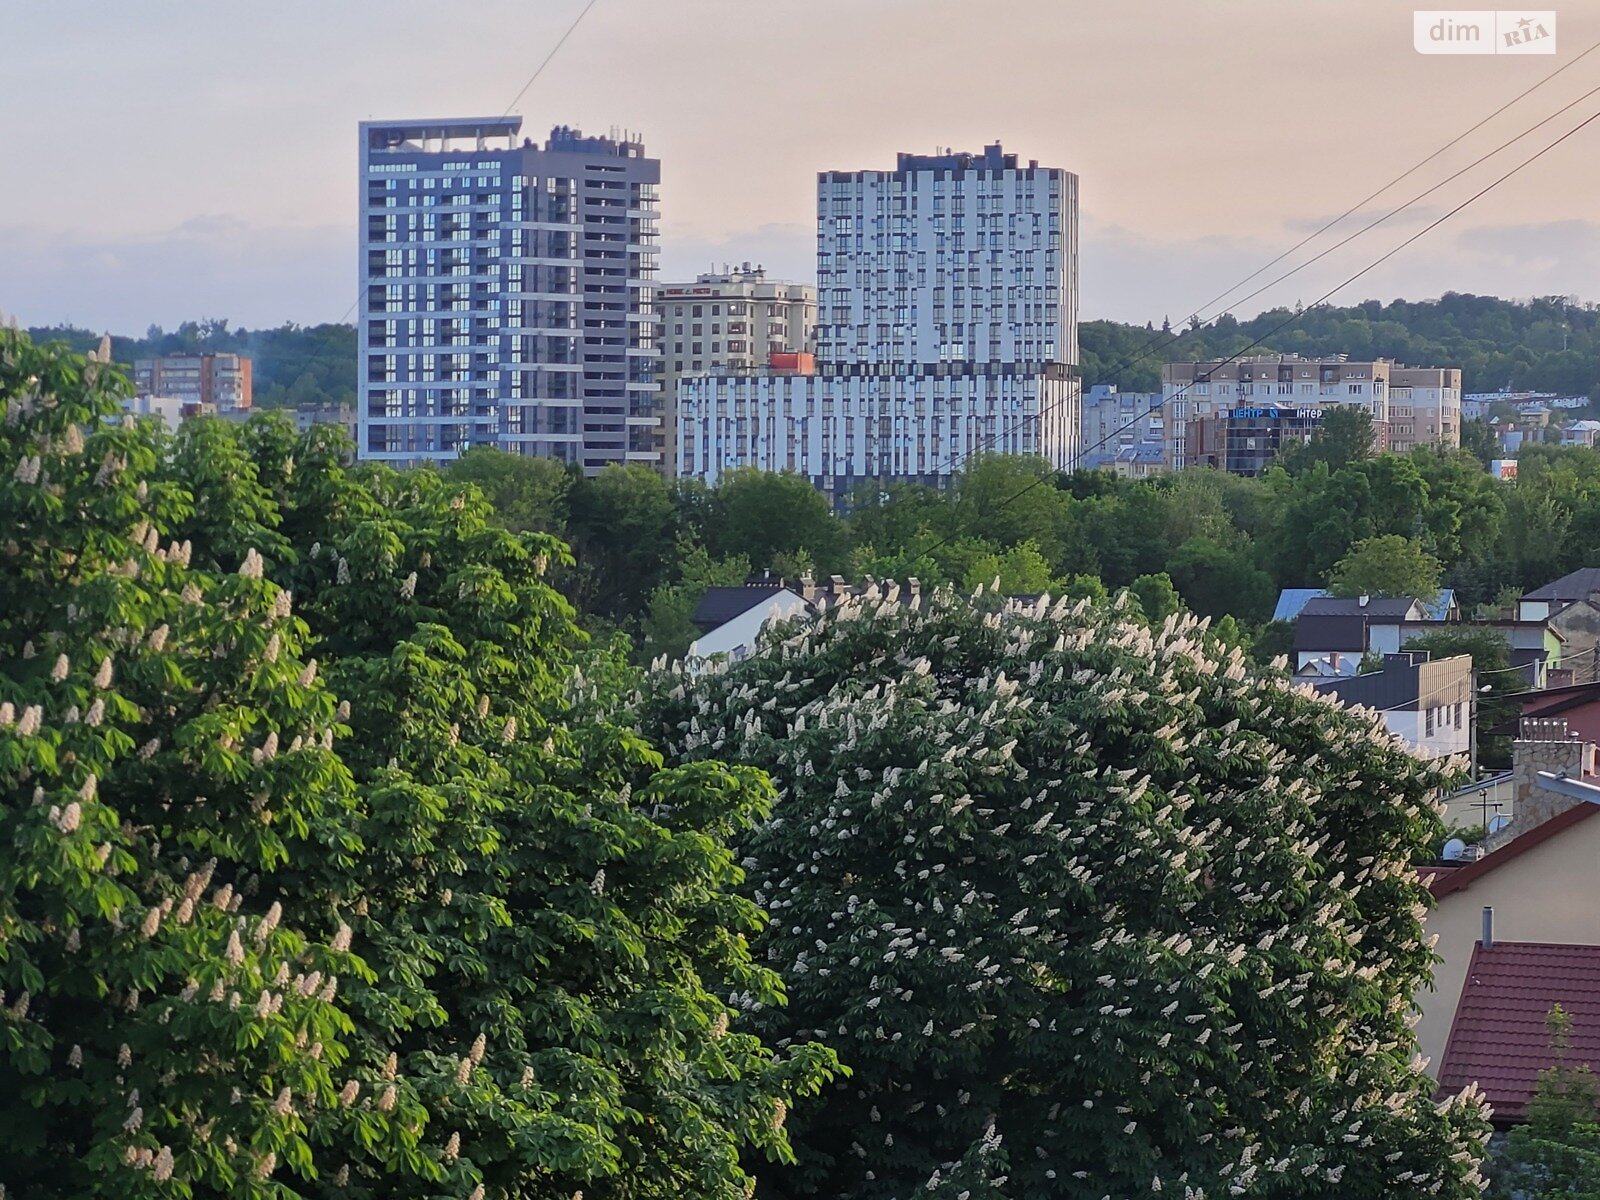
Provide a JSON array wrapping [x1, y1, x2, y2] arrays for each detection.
[[24, 319, 356, 409], [27, 292, 1600, 417], [1082, 292, 1600, 398]]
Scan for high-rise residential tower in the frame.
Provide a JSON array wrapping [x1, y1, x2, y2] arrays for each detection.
[[358, 118, 661, 469], [676, 143, 1079, 494]]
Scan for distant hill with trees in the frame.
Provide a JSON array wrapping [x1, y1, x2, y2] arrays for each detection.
[[25, 292, 1600, 419], [1083, 292, 1600, 399], [24, 318, 355, 410]]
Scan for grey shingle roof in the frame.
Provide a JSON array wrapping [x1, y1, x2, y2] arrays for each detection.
[[1523, 568, 1600, 603]]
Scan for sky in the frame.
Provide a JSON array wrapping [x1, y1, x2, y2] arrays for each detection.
[[4, 0, 1600, 334]]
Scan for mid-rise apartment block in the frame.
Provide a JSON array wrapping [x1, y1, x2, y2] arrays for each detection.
[[133, 352, 252, 412], [676, 143, 1079, 496], [1079, 384, 1163, 470], [655, 265, 815, 469], [1163, 355, 1461, 474], [358, 117, 661, 470]]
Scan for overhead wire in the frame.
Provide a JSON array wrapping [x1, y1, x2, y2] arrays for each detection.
[[919, 38, 1600, 483], [903, 99, 1600, 565]]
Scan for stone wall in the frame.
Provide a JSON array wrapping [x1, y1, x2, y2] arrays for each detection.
[[1488, 717, 1597, 850]]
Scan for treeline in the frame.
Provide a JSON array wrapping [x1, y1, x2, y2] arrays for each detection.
[[25, 318, 356, 409], [1083, 292, 1600, 399], [28, 290, 1600, 426], [448, 420, 1600, 662]]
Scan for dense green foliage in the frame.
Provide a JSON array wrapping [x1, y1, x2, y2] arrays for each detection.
[[427, 436, 1600, 669], [642, 586, 1492, 1198], [0, 332, 836, 1198], [26, 292, 1600, 663], [25, 320, 356, 410], [1083, 293, 1600, 399], [1490, 1006, 1600, 1198], [1326, 535, 1444, 601]]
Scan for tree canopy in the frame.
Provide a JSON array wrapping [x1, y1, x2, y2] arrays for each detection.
[[1326, 535, 1444, 601], [642, 585, 1492, 1199], [0, 330, 836, 1199]]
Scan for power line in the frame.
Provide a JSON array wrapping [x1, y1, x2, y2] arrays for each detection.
[[337, 0, 605, 325], [1202, 77, 1600, 327], [906, 99, 1600, 564], [922, 38, 1600, 482], [1189, 35, 1600, 321], [501, 0, 603, 119]]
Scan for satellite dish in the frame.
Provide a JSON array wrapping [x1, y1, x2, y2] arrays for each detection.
[[1442, 838, 1467, 861], [1488, 814, 1511, 836]]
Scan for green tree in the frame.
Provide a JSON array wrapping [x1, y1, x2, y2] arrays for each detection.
[[565, 463, 683, 624], [1128, 572, 1182, 624], [1490, 1005, 1600, 1198], [950, 456, 1073, 569], [1462, 419, 1499, 468], [447, 446, 572, 534], [1167, 536, 1276, 622], [643, 586, 1491, 1199], [1252, 619, 1297, 666], [1, 333, 838, 1199], [1327, 535, 1443, 601], [960, 539, 1060, 595], [709, 470, 846, 575], [1279, 405, 1375, 475], [0, 337, 414, 1197]]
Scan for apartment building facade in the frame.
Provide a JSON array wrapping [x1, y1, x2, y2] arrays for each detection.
[[655, 265, 815, 470], [1078, 384, 1163, 470], [357, 117, 661, 470], [133, 352, 252, 412], [676, 143, 1080, 495], [1163, 355, 1461, 472]]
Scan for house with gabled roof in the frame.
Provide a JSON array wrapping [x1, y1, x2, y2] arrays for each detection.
[[1418, 721, 1600, 1120]]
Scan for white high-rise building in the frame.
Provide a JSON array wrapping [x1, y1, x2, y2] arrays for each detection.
[[676, 143, 1079, 496]]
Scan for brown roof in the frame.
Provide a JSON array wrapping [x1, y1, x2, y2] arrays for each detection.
[[1428, 803, 1600, 899], [1436, 941, 1600, 1123]]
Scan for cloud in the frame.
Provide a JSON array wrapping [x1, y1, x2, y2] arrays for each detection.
[[0, 218, 352, 333]]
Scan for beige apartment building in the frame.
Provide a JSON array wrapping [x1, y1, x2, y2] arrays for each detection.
[[1160, 354, 1461, 471], [133, 352, 253, 413], [655, 264, 816, 471]]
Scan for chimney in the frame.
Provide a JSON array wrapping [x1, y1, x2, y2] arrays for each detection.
[[1481, 906, 1494, 948]]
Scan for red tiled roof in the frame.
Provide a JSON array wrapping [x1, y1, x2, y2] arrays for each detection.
[[1436, 941, 1600, 1123], [1428, 803, 1600, 899]]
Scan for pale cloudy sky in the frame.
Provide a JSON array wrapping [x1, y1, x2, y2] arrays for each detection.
[[4, 0, 1600, 332]]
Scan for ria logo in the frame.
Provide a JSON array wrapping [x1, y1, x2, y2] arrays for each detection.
[[1414, 10, 1557, 53]]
